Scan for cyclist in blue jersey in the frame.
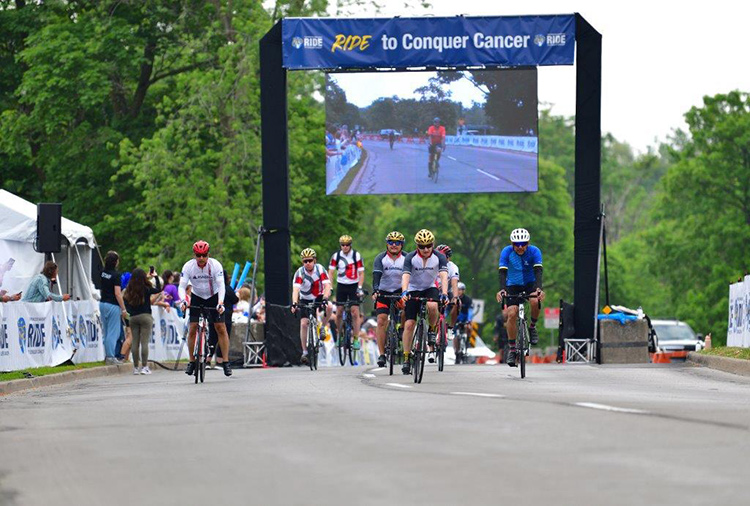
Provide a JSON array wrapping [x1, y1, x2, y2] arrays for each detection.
[[495, 228, 545, 367]]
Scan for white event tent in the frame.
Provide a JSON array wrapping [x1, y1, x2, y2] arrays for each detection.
[[0, 189, 98, 301]]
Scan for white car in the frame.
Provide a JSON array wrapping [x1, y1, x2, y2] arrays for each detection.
[[651, 319, 704, 353]]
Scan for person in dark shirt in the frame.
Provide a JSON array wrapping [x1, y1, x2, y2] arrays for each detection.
[[100, 251, 128, 364], [208, 268, 239, 368], [123, 268, 163, 374]]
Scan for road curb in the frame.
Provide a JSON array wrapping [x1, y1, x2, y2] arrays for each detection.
[[0, 363, 134, 396], [687, 352, 750, 377]]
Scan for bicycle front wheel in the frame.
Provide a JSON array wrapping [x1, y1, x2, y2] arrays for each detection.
[[519, 324, 527, 379], [337, 329, 346, 366], [307, 325, 316, 371], [416, 324, 427, 383], [387, 321, 397, 376], [437, 319, 446, 372]]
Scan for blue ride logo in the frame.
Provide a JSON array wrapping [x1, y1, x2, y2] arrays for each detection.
[[51, 316, 63, 350], [160, 319, 167, 346], [0, 319, 8, 355], [68, 316, 82, 348], [18, 317, 46, 355]]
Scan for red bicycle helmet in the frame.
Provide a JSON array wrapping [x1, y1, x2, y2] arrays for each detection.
[[192, 240, 210, 255], [436, 244, 452, 258]]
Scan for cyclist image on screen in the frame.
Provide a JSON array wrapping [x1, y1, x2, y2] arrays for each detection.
[[426, 117, 446, 176]]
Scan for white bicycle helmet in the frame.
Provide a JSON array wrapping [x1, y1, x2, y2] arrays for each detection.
[[509, 228, 530, 243]]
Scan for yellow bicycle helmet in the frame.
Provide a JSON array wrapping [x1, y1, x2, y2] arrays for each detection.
[[414, 229, 435, 246], [385, 231, 405, 242], [339, 234, 352, 245], [300, 248, 317, 260]]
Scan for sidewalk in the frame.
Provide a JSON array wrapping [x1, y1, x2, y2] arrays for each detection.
[[0, 362, 134, 396], [687, 352, 750, 377]]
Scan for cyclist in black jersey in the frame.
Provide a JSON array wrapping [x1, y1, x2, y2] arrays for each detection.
[[372, 231, 406, 367]]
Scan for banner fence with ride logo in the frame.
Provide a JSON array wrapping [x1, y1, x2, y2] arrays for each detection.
[[728, 275, 750, 347], [0, 300, 104, 371], [148, 306, 188, 362]]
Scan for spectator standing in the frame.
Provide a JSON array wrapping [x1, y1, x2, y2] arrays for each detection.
[[208, 269, 239, 367], [123, 269, 164, 374], [161, 270, 180, 307], [100, 251, 127, 365], [22, 261, 71, 303]]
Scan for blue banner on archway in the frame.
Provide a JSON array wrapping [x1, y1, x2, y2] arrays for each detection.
[[283, 15, 575, 70]]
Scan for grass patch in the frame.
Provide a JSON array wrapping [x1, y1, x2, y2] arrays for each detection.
[[0, 361, 106, 382], [700, 347, 750, 361]]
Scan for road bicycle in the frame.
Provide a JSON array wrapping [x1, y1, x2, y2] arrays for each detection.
[[377, 294, 404, 376], [188, 305, 217, 384], [435, 302, 448, 372], [454, 321, 469, 364], [428, 146, 442, 183], [409, 296, 439, 384], [336, 298, 363, 366], [297, 301, 327, 371], [503, 292, 540, 379]]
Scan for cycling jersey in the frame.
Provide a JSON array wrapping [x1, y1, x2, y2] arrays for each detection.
[[498, 245, 543, 286], [403, 250, 448, 292], [372, 251, 405, 292], [427, 125, 446, 145], [329, 249, 364, 285], [434, 260, 459, 291], [456, 294, 473, 322], [179, 258, 225, 302], [293, 263, 330, 301]]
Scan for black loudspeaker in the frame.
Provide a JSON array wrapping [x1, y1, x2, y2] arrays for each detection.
[[36, 203, 62, 253]]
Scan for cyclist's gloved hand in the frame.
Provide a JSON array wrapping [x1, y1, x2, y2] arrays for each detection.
[[290, 303, 298, 314], [400, 290, 410, 303], [356, 287, 365, 298], [217, 303, 225, 315], [440, 293, 449, 305], [321, 298, 329, 305], [179, 302, 187, 314], [372, 290, 379, 301]]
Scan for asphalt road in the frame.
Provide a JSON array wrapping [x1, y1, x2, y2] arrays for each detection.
[[348, 140, 538, 194], [2, 361, 750, 506]]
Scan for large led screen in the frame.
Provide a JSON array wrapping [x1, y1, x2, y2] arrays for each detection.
[[325, 68, 538, 195]]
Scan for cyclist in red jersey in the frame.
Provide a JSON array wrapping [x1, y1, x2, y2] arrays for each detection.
[[426, 117, 446, 176]]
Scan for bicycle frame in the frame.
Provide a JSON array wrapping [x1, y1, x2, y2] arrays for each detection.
[[336, 300, 360, 366]]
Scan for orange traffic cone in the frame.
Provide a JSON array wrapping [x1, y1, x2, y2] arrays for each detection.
[[652, 352, 671, 364]]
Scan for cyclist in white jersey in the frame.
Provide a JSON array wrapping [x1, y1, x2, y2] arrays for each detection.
[[399, 229, 449, 375], [329, 234, 365, 344], [291, 248, 332, 364], [435, 244, 461, 328], [178, 241, 231, 377], [371, 231, 406, 367]]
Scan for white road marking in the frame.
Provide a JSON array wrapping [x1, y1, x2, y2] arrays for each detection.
[[575, 402, 648, 414], [386, 383, 412, 389], [363, 374, 376, 379], [370, 368, 385, 372], [447, 155, 457, 161], [476, 169, 500, 181], [451, 392, 505, 398]]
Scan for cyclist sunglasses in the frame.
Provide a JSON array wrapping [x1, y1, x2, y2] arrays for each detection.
[[195, 253, 208, 258], [387, 240, 404, 246], [340, 242, 352, 247], [417, 244, 433, 250], [513, 242, 529, 247], [302, 258, 314, 264]]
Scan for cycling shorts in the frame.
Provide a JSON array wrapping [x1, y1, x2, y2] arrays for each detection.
[[428, 144, 443, 155], [375, 290, 402, 315], [299, 295, 326, 319], [189, 293, 220, 324], [336, 283, 360, 305], [405, 287, 439, 321], [505, 283, 537, 308]]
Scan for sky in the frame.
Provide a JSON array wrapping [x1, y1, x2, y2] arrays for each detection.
[[331, 71, 488, 108], [324, 0, 749, 153]]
